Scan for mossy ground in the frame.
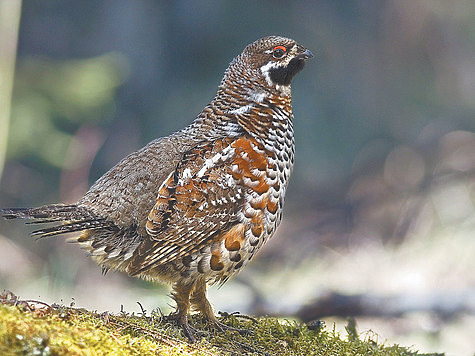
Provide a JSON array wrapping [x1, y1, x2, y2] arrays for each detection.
[[0, 292, 443, 355]]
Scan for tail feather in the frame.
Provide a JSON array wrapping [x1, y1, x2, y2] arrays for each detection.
[[31, 219, 113, 238], [0, 204, 92, 221], [0, 204, 115, 238]]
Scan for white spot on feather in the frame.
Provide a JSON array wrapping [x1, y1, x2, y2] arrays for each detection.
[[251, 92, 266, 103], [107, 249, 121, 259], [229, 105, 252, 115], [225, 173, 236, 187], [183, 168, 192, 180], [197, 152, 223, 177], [224, 122, 241, 136], [91, 246, 107, 256]]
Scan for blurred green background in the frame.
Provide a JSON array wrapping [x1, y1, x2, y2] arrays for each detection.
[[0, 1, 474, 354]]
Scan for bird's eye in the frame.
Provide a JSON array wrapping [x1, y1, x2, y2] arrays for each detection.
[[272, 46, 286, 58]]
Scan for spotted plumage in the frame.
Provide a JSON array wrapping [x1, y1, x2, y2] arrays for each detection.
[[0, 36, 312, 340]]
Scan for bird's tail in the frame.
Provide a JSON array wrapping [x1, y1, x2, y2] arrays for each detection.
[[0, 204, 113, 238]]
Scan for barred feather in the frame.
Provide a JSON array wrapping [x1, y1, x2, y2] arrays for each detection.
[[0, 204, 114, 239], [31, 219, 114, 238], [0, 204, 94, 221]]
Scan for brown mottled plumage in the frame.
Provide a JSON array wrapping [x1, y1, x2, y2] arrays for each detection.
[[1, 36, 312, 340]]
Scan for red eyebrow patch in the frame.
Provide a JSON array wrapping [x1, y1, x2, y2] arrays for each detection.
[[273, 45, 286, 52]]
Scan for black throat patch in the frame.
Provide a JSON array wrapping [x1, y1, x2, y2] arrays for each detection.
[[269, 58, 306, 86]]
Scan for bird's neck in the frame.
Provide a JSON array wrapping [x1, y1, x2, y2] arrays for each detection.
[[207, 79, 293, 138], [184, 63, 294, 145]]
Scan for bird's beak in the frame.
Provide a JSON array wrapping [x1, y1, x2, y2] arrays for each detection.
[[299, 49, 313, 60]]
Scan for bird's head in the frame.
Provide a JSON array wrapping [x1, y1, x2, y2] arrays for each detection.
[[221, 36, 313, 98]]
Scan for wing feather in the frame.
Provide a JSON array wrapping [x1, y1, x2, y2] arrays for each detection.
[[128, 138, 244, 275]]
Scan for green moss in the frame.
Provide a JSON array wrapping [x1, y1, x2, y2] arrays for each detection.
[[0, 301, 443, 355], [0, 304, 202, 355]]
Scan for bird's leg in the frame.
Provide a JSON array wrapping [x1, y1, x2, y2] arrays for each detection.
[[190, 279, 251, 335], [190, 280, 217, 324], [170, 281, 197, 342]]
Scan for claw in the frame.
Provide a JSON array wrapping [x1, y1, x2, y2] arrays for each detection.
[[212, 318, 253, 336], [181, 320, 197, 343], [166, 313, 199, 343]]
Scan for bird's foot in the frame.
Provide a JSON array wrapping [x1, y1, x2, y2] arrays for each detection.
[[212, 313, 254, 336], [213, 319, 253, 336], [165, 312, 253, 342], [166, 313, 200, 343]]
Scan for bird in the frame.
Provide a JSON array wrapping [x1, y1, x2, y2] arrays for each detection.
[[1, 35, 312, 340]]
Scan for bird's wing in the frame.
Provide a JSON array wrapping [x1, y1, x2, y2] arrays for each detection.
[[127, 135, 272, 275]]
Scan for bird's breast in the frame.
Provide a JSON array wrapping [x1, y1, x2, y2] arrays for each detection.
[[177, 131, 294, 284]]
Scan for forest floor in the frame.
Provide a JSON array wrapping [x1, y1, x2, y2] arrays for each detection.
[[0, 290, 443, 356]]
